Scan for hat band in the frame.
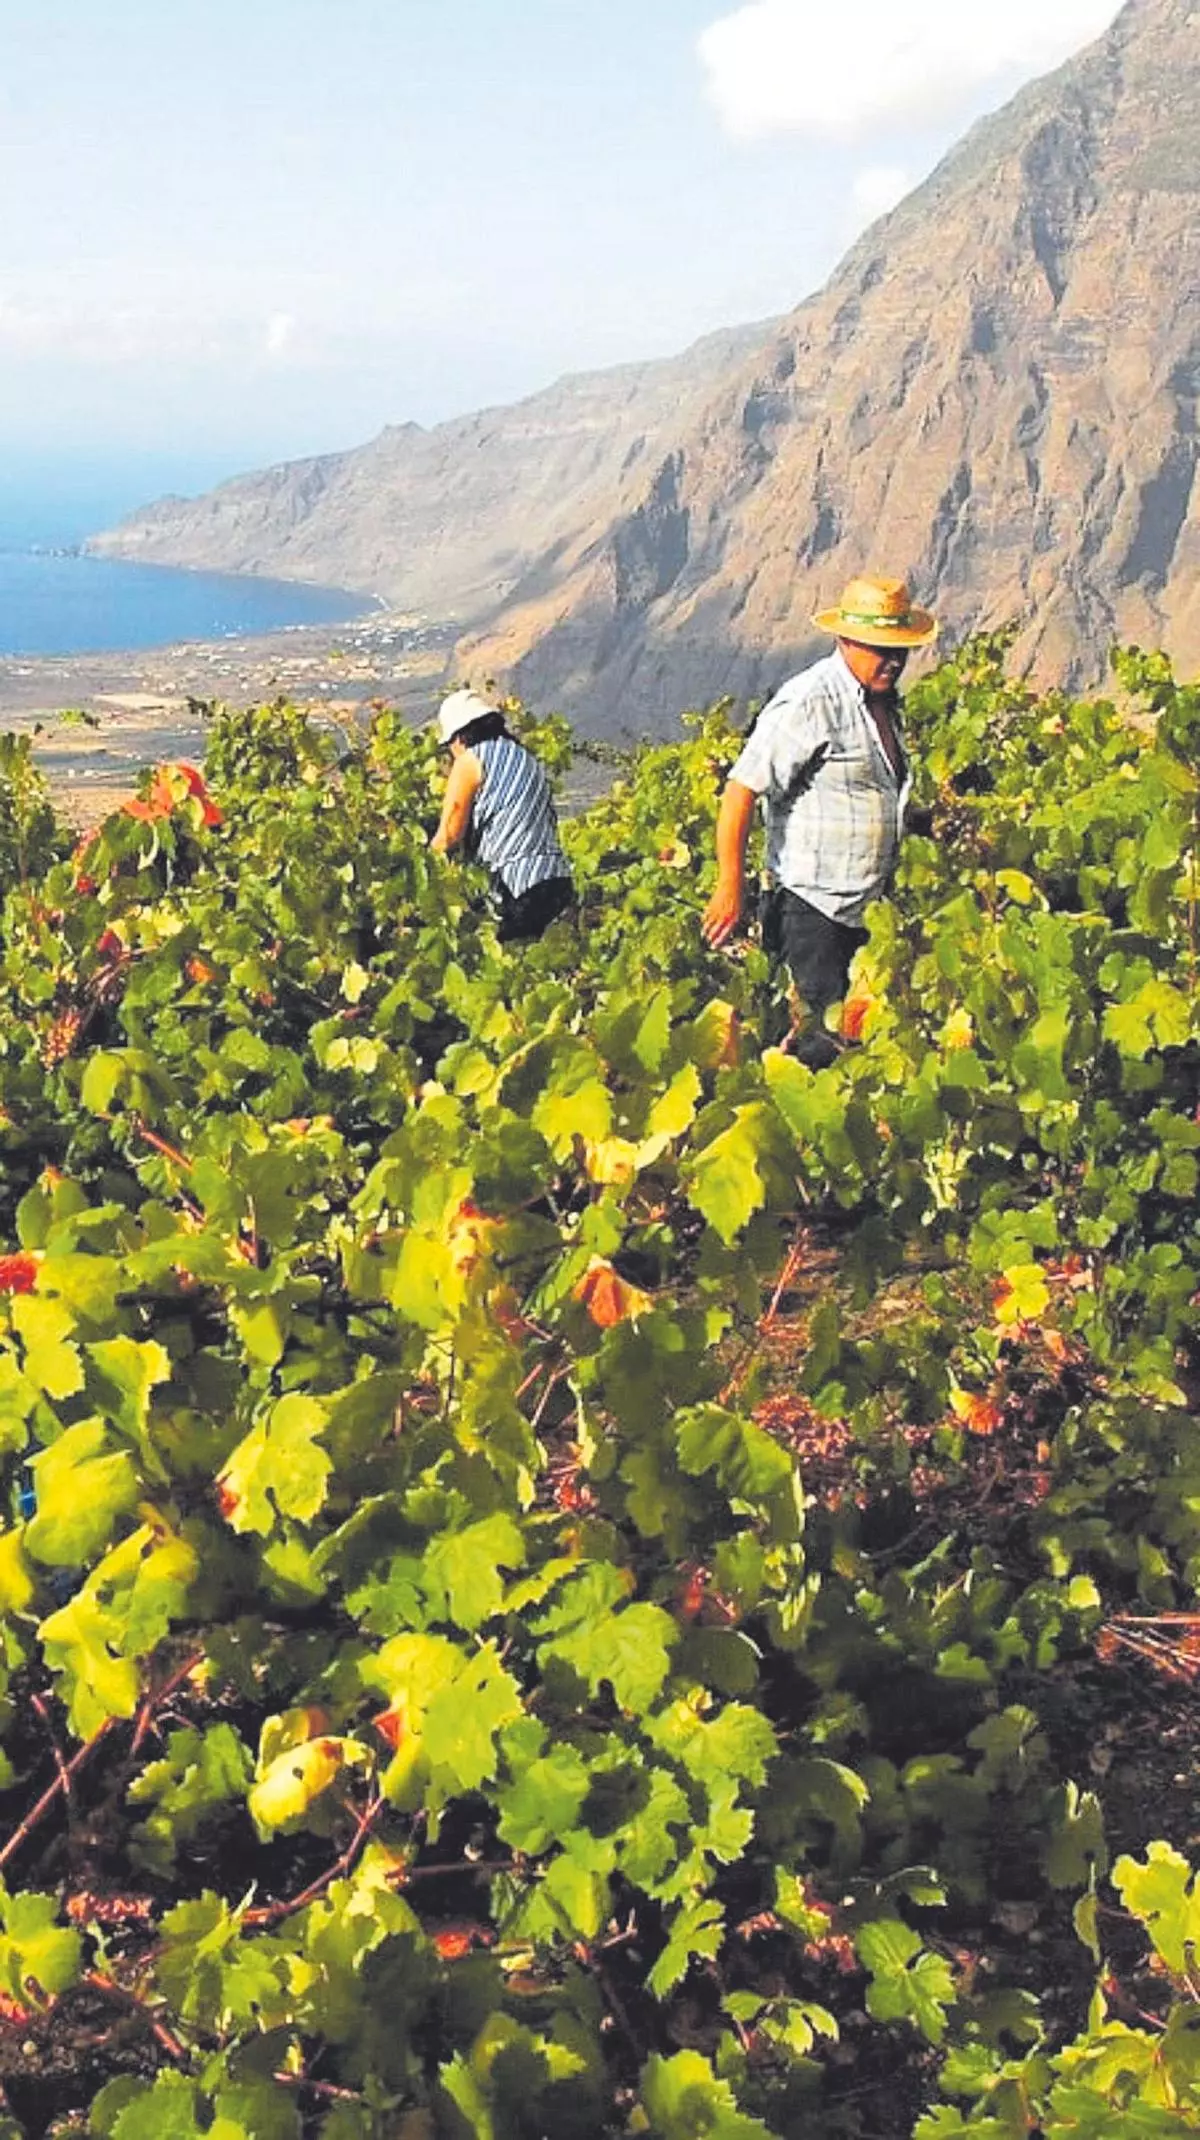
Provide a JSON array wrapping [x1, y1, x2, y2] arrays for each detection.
[[838, 608, 915, 631]]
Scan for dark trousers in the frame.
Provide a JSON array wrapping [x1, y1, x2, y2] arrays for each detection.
[[760, 886, 867, 1066], [496, 874, 575, 943]]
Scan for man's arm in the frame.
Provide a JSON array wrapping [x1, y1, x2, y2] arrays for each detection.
[[701, 780, 758, 947], [430, 751, 482, 855]]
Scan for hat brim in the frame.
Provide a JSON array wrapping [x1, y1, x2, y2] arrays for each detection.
[[434, 688, 497, 744], [814, 607, 939, 648]]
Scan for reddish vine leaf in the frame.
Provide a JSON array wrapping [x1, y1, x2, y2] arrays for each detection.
[[573, 1256, 653, 1328], [0, 1253, 38, 1295]]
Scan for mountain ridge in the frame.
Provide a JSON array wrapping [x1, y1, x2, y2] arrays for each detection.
[[455, 0, 1199, 733], [85, 320, 780, 631]]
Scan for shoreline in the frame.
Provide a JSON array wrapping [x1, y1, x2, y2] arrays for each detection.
[[2, 539, 387, 608], [75, 546, 389, 613], [0, 610, 456, 823]]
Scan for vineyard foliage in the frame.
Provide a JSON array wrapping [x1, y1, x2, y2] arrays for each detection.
[[0, 643, 1194, 2134]]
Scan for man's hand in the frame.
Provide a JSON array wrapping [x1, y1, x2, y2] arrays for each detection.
[[703, 780, 758, 950], [702, 879, 744, 948]]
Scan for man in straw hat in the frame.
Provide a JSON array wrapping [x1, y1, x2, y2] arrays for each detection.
[[701, 574, 938, 1064]]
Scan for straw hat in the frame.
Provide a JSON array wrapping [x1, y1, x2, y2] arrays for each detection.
[[436, 688, 497, 744], [813, 574, 938, 648]]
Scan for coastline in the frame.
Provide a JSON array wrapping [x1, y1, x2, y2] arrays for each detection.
[[0, 610, 456, 823]]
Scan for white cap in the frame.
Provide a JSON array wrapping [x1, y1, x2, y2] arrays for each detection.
[[437, 688, 496, 744]]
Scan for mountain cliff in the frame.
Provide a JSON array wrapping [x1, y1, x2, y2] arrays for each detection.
[[85, 323, 776, 627], [458, 0, 1200, 732]]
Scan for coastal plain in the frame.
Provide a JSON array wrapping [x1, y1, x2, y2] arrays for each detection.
[[0, 609, 454, 821]]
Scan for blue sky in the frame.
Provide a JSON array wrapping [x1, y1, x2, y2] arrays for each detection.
[[0, 0, 1122, 514]]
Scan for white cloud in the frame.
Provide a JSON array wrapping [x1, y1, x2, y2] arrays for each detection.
[[265, 312, 296, 358], [698, 0, 1124, 142], [0, 295, 250, 367], [0, 267, 478, 376], [849, 165, 912, 229]]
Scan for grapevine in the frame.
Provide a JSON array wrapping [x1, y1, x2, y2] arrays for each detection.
[[0, 646, 1191, 2135]]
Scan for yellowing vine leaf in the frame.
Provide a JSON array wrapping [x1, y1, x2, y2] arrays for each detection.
[[25, 1420, 140, 1568], [689, 1000, 739, 1071], [422, 1644, 523, 1791], [942, 1008, 975, 1051], [639, 2050, 775, 2138], [248, 1735, 370, 1834], [648, 1062, 702, 1140], [39, 1591, 142, 1736], [533, 1076, 612, 1158], [993, 1264, 1051, 1328], [217, 1393, 332, 1535], [949, 1384, 1004, 1436], [11, 1294, 83, 1401]]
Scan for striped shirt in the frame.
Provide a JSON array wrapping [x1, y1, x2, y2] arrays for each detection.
[[730, 650, 912, 928], [470, 736, 570, 900]]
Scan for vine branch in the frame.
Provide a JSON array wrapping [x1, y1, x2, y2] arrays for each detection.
[[243, 1794, 384, 1928]]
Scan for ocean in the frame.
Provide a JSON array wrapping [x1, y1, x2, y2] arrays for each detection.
[[0, 459, 375, 657], [0, 548, 372, 659]]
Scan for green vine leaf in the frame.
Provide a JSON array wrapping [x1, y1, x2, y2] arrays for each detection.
[[0, 1886, 82, 2007], [857, 1918, 957, 2044], [638, 2050, 777, 2138], [422, 1644, 523, 1792], [541, 1601, 678, 1713], [1113, 1842, 1200, 1974], [648, 1897, 725, 1997], [423, 1511, 525, 1630], [684, 1107, 773, 1244]]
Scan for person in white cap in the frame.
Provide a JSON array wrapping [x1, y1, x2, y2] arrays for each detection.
[[430, 690, 574, 941], [701, 574, 938, 1064]]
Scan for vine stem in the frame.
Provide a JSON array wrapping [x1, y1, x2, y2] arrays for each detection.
[[720, 1227, 809, 1404], [272, 2072, 364, 2104], [398, 1857, 516, 1884], [82, 1970, 187, 2062], [0, 1721, 116, 1874], [0, 1652, 206, 1877], [574, 1940, 643, 2064], [243, 1795, 384, 1928], [1109, 1613, 1200, 1626], [30, 1694, 73, 1811], [126, 1120, 253, 1266], [530, 1365, 571, 1434], [515, 1362, 545, 1403], [130, 1651, 207, 1759], [129, 1117, 193, 1171]]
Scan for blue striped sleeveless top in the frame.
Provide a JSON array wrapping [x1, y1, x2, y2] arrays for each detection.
[[470, 737, 570, 899]]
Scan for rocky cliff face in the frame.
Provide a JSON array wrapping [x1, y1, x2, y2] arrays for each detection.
[[459, 0, 1200, 734], [86, 323, 777, 627]]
